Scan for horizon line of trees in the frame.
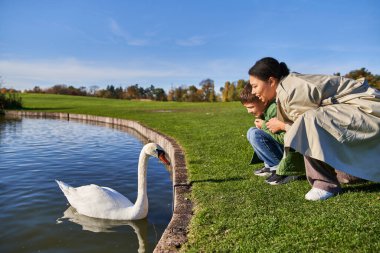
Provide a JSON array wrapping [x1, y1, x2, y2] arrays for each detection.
[[26, 83, 169, 101], [1, 68, 379, 107], [23, 78, 246, 102], [24, 78, 223, 102]]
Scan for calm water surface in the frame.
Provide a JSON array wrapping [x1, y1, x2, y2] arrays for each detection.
[[0, 116, 173, 253]]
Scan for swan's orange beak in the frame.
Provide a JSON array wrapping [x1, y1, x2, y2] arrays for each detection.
[[159, 152, 170, 165]]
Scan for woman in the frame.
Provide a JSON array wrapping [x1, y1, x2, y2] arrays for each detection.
[[249, 57, 380, 201]]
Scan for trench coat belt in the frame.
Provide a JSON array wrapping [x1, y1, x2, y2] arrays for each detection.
[[320, 97, 339, 106]]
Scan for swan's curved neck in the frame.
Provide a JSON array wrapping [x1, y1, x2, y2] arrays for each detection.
[[133, 148, 149, 216]]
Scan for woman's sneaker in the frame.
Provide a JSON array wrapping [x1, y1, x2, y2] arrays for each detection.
[[254, 167, 272, 177], [266, 174, 301, 185], [305, 188, 337, 201]]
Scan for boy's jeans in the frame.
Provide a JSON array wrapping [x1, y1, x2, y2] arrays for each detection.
[[247, 127, 283, 169]]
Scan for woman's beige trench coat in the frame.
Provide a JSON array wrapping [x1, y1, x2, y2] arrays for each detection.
[[276, 73, 380, 182]]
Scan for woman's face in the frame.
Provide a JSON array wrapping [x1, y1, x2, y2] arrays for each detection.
[[249, 75, 277, 103]]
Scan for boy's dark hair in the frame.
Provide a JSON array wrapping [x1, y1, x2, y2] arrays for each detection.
[[240, 84, 261, 104], [248, 57, 290, 81]]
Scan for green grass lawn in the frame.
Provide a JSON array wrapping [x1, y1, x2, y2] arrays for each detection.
[[17, 93, 380, 252]]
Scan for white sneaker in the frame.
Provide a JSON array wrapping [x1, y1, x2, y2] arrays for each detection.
[[305, 188, 336, 201]]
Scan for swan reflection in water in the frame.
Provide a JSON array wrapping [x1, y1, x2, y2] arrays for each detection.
[[58, 206, 148, 253]]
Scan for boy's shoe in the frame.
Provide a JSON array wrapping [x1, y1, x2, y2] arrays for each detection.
[[305, 188, 337, 201], [254, 167, 272, 177], [266, 174, 301, 185], [265, 171, 277, 181]]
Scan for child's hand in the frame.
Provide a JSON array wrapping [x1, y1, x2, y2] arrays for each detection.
[[266, 118, 285, 133], [254, 119, 264, 129]]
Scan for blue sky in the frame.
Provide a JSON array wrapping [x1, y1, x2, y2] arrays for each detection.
[[1, 0, 379, 92]]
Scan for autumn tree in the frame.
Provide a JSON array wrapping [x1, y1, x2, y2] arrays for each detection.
[[167, 85, 206, 102], [167, 86, 185, 101], [222, 81, 230, 102], [187, 85, 205, 102], [199, 78, 216, 102], [221, 79, 248, 102], [174, 87, 187, 102], [344, 68, 380, 89], [125, 84, 140, 99], [227, 82, 236, 102], [236, 79, 247, 99]]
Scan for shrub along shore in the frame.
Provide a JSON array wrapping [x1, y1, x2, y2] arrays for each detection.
[[14, 93, 380, 252]]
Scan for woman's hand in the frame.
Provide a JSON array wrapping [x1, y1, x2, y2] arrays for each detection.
[[266, 118, 286, 133], [254, 119, 264, 129]]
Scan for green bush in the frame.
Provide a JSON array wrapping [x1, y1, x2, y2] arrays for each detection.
[[0, 90, 23, 111]]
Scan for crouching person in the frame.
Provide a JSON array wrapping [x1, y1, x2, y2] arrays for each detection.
[[240, 84, 305, 185]]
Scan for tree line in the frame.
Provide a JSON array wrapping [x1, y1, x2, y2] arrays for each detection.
[[27, 83, 168, 101], [22, 78, 249, 102], [24, 78, 223, 102]]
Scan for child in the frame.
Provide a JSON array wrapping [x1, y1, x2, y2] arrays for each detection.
[[240, 84, 304, 185]]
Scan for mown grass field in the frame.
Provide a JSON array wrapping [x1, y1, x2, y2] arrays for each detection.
[[17, 93, 380, 252]]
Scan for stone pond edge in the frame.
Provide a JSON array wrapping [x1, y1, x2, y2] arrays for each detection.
[[5, 110, 192, 252]]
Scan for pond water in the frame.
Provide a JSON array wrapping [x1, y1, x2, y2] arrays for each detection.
[[0, 116, 173, 253]]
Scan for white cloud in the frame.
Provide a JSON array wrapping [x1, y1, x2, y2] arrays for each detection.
[[109, 18, 148, 46], [176, 36, 206, 46]]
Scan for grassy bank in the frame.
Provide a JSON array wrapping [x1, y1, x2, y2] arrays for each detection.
[[18, 93, 380, 252]]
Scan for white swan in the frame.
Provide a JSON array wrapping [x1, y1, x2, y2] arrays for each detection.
[[56, 143, 170, 220]]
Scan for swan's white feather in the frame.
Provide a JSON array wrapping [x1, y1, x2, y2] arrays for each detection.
[[56, 180, 134, 219]]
